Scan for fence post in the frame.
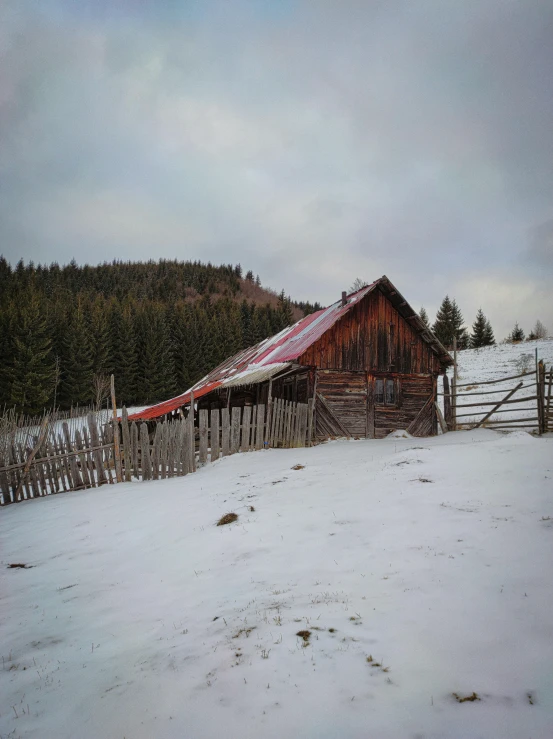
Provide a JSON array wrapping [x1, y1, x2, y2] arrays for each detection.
[[210, 409, 220, 461], [189, 391, 196, 473], [121, 407, 132, 482], [452, 337, 458, 431], [199, 410, 208, 463], [110, 375, 123, 483], [545, 365, 553, 431], [537, 359, 545, 434], [231, 406, 241, 453]]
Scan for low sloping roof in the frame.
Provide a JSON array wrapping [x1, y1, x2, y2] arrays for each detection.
[[128, 276, 452, 421]]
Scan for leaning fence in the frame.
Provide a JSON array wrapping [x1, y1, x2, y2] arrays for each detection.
[[0, 397, 314, 506], [440, 356, 551, 434]]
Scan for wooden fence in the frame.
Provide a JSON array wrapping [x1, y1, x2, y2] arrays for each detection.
[[440, 359, 551, 434], [0, 398, 313, 506]]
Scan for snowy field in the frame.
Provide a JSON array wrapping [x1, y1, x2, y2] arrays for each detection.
[[443, 338, 553, 428], [1, 430, 552, 739]]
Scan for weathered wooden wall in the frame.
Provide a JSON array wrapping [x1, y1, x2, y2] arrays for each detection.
[[299, 288, 442, 375], [315, 370, 436, 439]]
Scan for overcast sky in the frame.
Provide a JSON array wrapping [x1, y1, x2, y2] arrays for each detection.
[[1, 1, 552, 338]]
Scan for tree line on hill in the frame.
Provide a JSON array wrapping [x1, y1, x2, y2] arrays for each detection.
[[0, 258, 322, 416], [418, 296, 547, 351]]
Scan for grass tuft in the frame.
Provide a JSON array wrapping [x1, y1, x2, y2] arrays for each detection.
[[217, 513, 238, 526], [453, 692, 480, 703]]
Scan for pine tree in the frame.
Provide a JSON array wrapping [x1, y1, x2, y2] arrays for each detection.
[[419, 306, 430, 327], [136, 304, 176, 403], [7, 294, 55, 414], [277, 290, 294, 328], [110, 303, 139, 406], [432, 296, 468, 349], [470, 309, 494, 348], [483, 319, 495, 346], [508, 323, 525, 342], [60, 305, 94, 407], [432, 296, 455, 347]]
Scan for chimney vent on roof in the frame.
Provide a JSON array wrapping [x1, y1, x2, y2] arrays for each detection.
[[341, 291, 347, 306]]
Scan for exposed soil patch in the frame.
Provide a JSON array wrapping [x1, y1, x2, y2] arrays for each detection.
[[296, 630, 311, 643], [7, 563, 33, 569]]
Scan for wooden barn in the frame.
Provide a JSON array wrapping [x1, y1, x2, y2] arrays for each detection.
[[129, 276, 453, 438]]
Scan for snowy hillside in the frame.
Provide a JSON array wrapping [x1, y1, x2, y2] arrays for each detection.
[[441, 339, 553, 428], [1, 431, 553, 738]]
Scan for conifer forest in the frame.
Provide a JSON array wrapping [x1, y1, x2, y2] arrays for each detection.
[[0, 258, 320, 415]]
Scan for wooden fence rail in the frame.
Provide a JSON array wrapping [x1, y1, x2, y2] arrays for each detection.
[[442, 361, 551, 434], [0, 399, 312, 506]]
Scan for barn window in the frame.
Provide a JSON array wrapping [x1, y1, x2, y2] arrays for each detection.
[[374, 378, 398, 406]]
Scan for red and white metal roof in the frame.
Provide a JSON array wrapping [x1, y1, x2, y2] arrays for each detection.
[[128, 277, 451, 421]]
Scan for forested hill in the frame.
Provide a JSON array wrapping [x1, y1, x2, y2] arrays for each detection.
[[0, 258, 322, 415]]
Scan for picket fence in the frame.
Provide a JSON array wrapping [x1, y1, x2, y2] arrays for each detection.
[[0, 398, 313, 506]]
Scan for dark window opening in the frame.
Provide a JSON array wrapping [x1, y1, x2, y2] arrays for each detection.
[[374, 378, 399, 406]]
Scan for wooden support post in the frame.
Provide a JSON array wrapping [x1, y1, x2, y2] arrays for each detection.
[[452, 337, 458, 431], [199, 409, 208, 463], [221, 408, 230, 455], [110, 375, 122, 483], [189, 392, 196, 473], [231, 406, 241, 453], [266, 379, 273, 447], [131, 422, 140, 479], [140, 423, 152, 480], [241, 406, 251, 451], [210, 409, 220, 461], [121, 407, 132, 482], [88, 414, 107, 486], [545, 365, 553, 431], [435, 402, 448, 434], [256, 404, 265, 449], [443, 375, 452, 428], [537, 359, 545, 434]]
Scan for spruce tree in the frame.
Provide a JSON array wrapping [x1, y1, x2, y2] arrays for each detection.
[[8, 294, 55, 414], [432, 296, 468, 349], [277, 290, 294, 328], [136, 304, 176, 403], [508, 323, 525, 342], [432, 296, 455, 347], [110, 302, 139, 406], [483, 319, 495, 346], [470, 309, 494, 348], [61, 305, 94, 407], [419, 306, 430, 327]]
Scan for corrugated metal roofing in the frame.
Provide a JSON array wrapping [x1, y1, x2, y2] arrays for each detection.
[[128, 277, 452, 421]]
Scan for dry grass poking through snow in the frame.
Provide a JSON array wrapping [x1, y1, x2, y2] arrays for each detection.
[[216, 512, 238, 526]]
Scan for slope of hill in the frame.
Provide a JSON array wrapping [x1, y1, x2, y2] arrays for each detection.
[[442, 339, 553, 428], [1, 431, 552, 738]]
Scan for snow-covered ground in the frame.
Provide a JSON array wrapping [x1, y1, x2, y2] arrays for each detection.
[[442, 338, 553, 428], [1, 431, 552, 738]]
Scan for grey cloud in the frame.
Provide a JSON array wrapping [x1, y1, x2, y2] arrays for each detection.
[[1, 0, 552, 337]]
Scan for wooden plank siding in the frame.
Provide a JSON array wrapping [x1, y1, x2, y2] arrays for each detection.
[[315, 370, 436, 439], [298, 288, 442, 376]]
